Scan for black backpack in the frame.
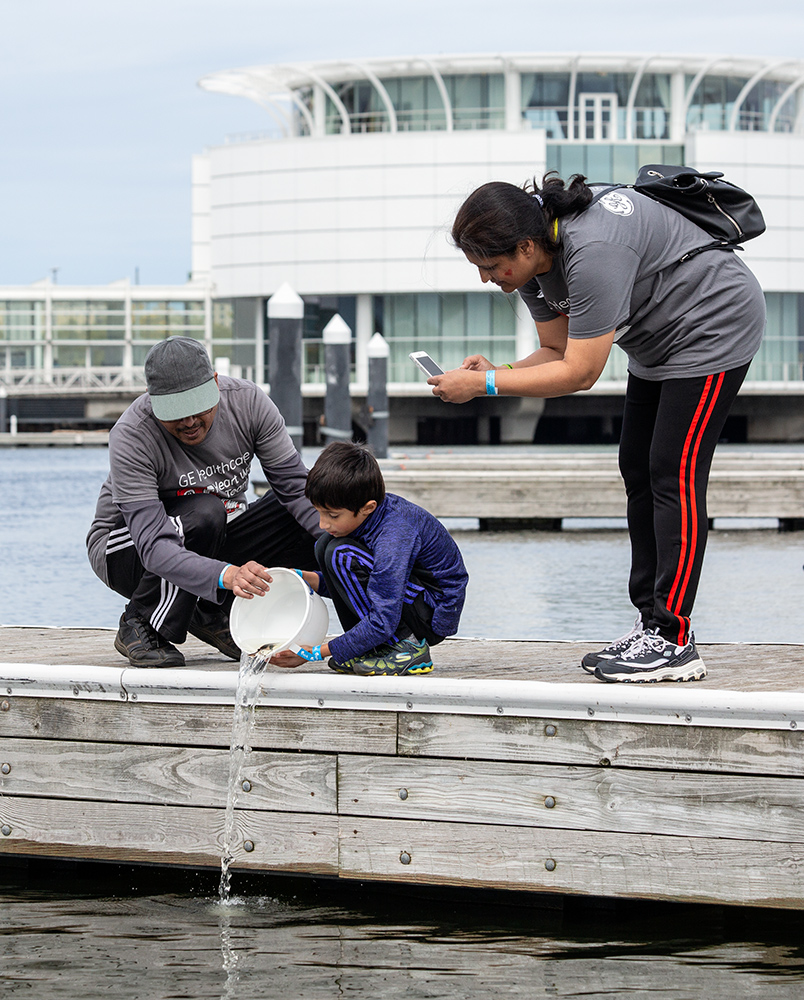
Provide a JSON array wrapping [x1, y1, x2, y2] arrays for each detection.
[[589, 164, 766, 262]]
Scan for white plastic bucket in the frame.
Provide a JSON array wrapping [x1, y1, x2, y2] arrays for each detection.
[[229, 567, 329, 655]]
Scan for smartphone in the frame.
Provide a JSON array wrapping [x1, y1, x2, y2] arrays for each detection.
[[409, 351, 444, 378]]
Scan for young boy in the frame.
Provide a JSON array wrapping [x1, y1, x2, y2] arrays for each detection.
[[272, 441, 468, 676]]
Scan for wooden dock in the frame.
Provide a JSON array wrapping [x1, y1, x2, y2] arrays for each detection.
[[0, 431, 109, 448], [2, 626, 804, 909], [251, 450, 804, 527]]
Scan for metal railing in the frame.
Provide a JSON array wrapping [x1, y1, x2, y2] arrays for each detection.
[[0, 367, 147, 394]]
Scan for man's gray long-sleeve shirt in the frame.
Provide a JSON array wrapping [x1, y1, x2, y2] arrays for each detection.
[[87, 376, 320, 603]]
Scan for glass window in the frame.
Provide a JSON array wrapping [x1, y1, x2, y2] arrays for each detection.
[[444, 74, 505, 130], [212, 301, 234, 339], [378, 291, 516, 381], [52, 346, 87, 367], [521, 73, 571, 138], [52, 300, 126, 341], [546, 143, 684, 183], [90, 345, 124, 367], [687, 75, 745, 131], [381, 75, 446, 131], [0, 301, 45, 341], [747, 293, 801, 381]]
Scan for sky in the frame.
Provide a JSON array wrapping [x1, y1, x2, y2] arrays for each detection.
[[1, 0, 801, 287]]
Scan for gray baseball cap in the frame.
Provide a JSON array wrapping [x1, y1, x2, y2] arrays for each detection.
[[144, 337, 220, 421]]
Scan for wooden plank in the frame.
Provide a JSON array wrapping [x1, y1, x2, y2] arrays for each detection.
[[379, 453, 804, 472], [0, 697, 397, 754], [0, 797, 338, 874], [0, 737, 336, 814], [5, 629, 804, 692], [381, 468, 804, 519], [399, 712, 804, 777], [337, 755, 804, 844], [338, 817, 804, 909]]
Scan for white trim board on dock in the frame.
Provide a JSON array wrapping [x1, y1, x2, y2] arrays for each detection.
[[2, 630, 804, 909]]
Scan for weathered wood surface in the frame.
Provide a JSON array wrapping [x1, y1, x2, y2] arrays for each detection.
[[339, 817, 804, 908], [0, 431, 109, 448], [338, 754, 804, 843], [5, 625, 804, 691], [399, 712, 804, 776], [3, 626, 804, 909], [0, 796, 338, 873], [381, 468, 804, 519], [1, 696, 397, 753], [0, 737, 336, 813], [251, 450, 804, 519]]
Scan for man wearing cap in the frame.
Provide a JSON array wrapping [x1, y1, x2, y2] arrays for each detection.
[[87, 336, 322, 667]]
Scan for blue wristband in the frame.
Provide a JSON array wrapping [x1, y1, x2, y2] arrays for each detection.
[[296, 645, 323, 661], [218, 564, 232, 589], [485, 370, 498, 396]]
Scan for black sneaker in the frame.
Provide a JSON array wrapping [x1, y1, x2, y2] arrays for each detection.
[[581, 616, 644, 673], [114, 611, 185, 668], [187, 605, 241, 660], [594, 630, 706, 684]]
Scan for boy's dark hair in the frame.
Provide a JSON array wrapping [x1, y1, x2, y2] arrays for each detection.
[[305, 442, 386, 513]]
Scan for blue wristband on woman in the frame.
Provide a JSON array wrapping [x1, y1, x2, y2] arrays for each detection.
[[218, 564, 232, 589], [486, 369, 498, 395]]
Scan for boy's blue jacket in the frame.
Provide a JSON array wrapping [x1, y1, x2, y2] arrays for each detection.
[[319, 493, 468, 662]]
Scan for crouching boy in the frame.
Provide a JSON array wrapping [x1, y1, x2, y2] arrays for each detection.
[[272, 442, 468, 676]]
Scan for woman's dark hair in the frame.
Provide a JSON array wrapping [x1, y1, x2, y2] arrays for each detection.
[[305, 441, 386, 512], [451, 172, 593, 260]]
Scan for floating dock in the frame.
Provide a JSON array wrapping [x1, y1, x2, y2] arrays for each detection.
[[2, 627, 803, 909], [253, 450, 804, 528]]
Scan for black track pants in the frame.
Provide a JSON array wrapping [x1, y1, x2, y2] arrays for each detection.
[[618, 363, 750, 646], [315, 534, 444, 648], [106, 492, 318, 643]]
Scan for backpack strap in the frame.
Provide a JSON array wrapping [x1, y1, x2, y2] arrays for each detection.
[[580, 183, 739, 262]]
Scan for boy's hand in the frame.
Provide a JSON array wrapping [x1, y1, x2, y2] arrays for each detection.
[[294, 569, 320, 592], [270, 649, 305, 668], [270, 641, 331, 668]]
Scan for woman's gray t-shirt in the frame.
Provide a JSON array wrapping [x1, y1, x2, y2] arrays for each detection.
[[517, 188, 766, 380]]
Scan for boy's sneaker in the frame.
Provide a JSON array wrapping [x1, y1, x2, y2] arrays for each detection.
[[187, 605, 241, 660], [114, 611, 185, 668], [593, 630, 706, 684], [581, 616, 645, 673], [328, 655, 358, 674], [352, 637, 434, 677]]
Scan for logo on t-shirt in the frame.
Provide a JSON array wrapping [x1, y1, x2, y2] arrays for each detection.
[[599, 191, 634, 216]]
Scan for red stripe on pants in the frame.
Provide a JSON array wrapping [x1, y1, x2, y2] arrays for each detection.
[[666, 371, 725, 644]]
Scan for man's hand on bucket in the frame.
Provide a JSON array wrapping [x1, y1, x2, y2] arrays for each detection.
[[222, 561, 273, 599]]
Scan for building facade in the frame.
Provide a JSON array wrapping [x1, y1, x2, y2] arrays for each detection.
[[4, 53, 804, 441]]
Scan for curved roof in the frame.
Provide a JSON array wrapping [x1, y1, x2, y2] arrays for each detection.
[[199, 52, 804, 138]]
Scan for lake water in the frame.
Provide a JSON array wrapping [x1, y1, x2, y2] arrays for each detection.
[[3, 445, 804, 642], [2, 445, 804, 998]]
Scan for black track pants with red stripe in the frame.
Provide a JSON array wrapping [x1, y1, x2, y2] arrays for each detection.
[[618, 363, 750, 647]]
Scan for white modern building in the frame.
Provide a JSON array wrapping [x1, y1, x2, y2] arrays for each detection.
[[4, 53, 804, 442]]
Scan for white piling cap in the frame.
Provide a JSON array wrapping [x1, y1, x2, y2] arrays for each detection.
[[267, 282, 304, 319], [322, 313, 352, 344], [367, 332, 389, 358]]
